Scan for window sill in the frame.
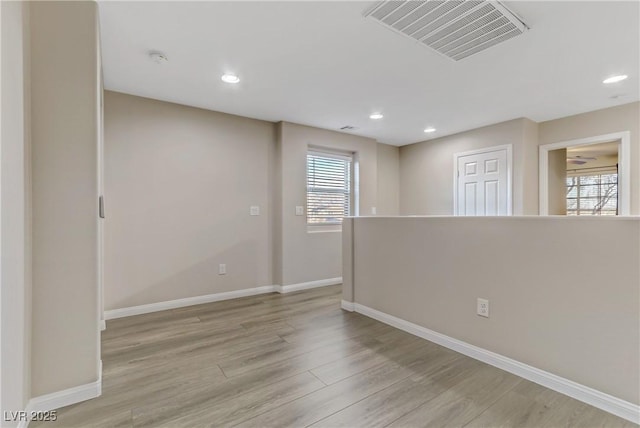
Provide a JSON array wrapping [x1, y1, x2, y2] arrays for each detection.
[[307, 224, 342, 233]]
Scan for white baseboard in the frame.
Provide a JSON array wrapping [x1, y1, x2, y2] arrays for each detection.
[[104, 285, 277, 320], [353, 303, 640, 424], [276, 277, 342, 293], [103, 279, 342, 322], [341, 300, 355, 312], [19, 362, 102, 428]]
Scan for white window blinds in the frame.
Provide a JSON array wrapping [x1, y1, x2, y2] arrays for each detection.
[[306, 150, 352, 225], [566, 173, 618, 216]]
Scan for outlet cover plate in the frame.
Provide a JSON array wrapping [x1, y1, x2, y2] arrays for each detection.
[[477, 298, 489, 318]]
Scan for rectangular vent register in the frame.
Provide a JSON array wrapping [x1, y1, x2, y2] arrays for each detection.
[[365, 0, 528, 61]]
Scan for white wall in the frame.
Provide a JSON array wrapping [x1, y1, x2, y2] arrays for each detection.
[[345, 216, 640, 405], [30, 1, 100, 396], [0, 1, 31, 423]]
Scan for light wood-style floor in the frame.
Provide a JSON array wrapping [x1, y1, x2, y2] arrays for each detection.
[[34, 285, 634, 428]]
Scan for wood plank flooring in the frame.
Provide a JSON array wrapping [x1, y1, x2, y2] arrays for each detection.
[[33, 285, 635, 427]]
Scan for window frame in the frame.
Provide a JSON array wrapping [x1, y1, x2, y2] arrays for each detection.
[[566, 170, 618, 216], [306, 148, 354, 228]]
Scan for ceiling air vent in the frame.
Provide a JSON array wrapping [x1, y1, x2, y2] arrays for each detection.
[[364, 0, 528, 61]]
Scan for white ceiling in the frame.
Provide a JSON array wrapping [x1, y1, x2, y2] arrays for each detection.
[[98, 1, 640, 146]]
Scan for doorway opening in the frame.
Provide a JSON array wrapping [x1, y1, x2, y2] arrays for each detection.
[[539, 132, 630, 215]]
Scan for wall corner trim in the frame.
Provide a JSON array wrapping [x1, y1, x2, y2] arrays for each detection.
[[341, 300, 355, 312], [103, 279, 342, 321], [19, 364, 102, 428], [353, 303, 640, 424]]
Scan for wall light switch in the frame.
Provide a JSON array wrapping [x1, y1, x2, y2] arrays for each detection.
[[219, 264, 226, 275], [371, 207, 377, 215], [295, 206, 304, 216], [250, 206, 260, 216]]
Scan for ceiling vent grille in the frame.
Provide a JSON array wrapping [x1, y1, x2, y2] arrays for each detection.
[[364, 1, 528, 61]]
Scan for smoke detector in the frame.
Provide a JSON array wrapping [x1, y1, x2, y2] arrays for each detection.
[[364, 0, 528, 61], [149, 52, 168, 64]]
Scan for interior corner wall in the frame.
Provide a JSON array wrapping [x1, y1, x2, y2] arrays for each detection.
[[1, 0, 31, 422], [376, 143, 400, 215], [399, 118, 536, 216], [539, 102, 640, 215], [278, 122, 378, 286], [103, 91, 276, 310], [30, 1, 99, 396], [548, 149, 567, 215], [272, 123, 284, 286], [521, 118, 539, 215]]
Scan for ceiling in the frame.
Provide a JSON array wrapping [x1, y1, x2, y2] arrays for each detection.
[[98, 1, 640, 146], [567, 141, 619, 158]]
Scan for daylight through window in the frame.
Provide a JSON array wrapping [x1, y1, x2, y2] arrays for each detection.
[[307, 151, 352, 225], [566, 173, 618, 216]]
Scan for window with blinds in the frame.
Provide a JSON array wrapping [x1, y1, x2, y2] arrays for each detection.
[[306, 150, 352, 225], [566, 172, 618, 216]]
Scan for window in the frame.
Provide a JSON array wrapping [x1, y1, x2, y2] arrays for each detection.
[[566, 172, 618, 216], [306, 150, 352, 225]]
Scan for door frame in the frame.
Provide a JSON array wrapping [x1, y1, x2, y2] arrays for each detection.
[[453, 144, 513, 216], [538, 131, 630, 215]]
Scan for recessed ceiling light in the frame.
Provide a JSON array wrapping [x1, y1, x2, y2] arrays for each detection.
[[603, 75, 628, 84], [221, 74, 240, 84], [369, 113, 384, 120], [424, 127, 436, 133]]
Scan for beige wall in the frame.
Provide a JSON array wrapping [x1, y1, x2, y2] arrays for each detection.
[[539, 102, 640, 215], [548, 149, 567, 215], [277, 122, 378, 285], [346, 216, 640, 405], [1, 0, 31, 421], [400, 103, 638, 216], [400, 118, 538, 216], [376, 143, 400, 215], [104, 91, 276, 310], [30, 1, 100, 396], [521, 118, 539, 215], [104, 95, 389, 307]]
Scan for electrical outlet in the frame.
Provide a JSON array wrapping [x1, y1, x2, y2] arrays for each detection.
[[295, 206, 304, 216], [219, 264, 226, 275], [477, 298, 489, 318], [250, 206, 260, 216]]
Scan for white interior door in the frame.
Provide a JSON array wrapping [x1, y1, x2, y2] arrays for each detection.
[[456, 147, 510, 216]]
